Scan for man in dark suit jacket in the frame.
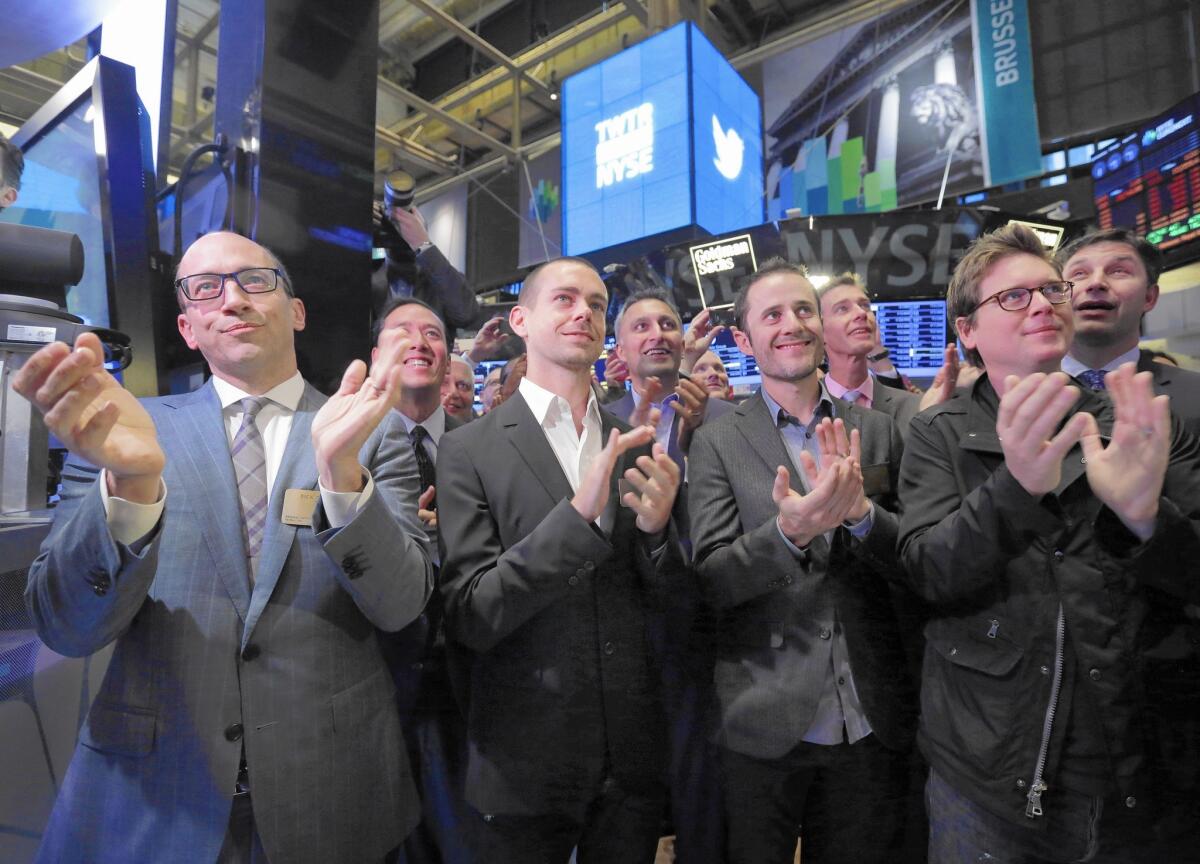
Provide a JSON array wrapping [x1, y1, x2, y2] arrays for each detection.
[[688, 259, 916, 864], [371, 296, 473, 864], [436, 256, 686, 863], [606, 290, 734, 862], [15, 232, 433, 863], [1061, 227, 1200, 855]]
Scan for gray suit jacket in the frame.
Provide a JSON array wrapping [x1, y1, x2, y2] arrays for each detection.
[[688, 392, 916, 759], [1141, 349, 1200, 435], [870, 381, 922, 441], [27, 380, 433, 864]]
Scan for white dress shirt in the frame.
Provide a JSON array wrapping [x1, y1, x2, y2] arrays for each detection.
[[103, 372, 373, 545], [396, 403, 448, 462]]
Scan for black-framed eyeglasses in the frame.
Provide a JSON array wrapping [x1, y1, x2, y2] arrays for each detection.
[[174, 267, 287, 302], [969, 280, 1073, 314]]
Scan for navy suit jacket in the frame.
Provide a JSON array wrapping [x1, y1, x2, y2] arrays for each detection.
[[27, 379, 433, 864]]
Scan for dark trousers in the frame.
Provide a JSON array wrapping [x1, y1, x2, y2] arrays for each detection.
[[926, 766, 1169, 864], [468, 777, 665, 864], [217, 793, 269, 864], [719, 734, 909, 864], [395, 701, 475, 864]]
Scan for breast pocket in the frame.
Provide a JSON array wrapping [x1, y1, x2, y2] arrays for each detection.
[[80, 704, 157, 758]]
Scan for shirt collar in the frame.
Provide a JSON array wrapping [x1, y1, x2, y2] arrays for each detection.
[[519, 376, 601, 429], [759, 380, 835, 428], [1061, 345, 1141, 378], [824, 371, 876, 404], [212, 371, 304, 412], [397, 405, 447, 443]]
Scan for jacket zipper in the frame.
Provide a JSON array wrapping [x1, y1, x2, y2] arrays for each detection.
[[1026, 602, 1065, 818]]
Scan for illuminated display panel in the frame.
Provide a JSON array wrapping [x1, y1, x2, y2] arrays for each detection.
[[562, 22, 763, 255], [870, 299, 951, 379], [1092, 94, 1200, 251]]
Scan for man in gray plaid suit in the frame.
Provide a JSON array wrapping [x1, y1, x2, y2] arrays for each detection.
[[15, 231, 433, 863]]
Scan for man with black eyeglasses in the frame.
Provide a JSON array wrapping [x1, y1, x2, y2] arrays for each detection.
[[898, 223, 1200, 863], [14, 230, 433, 864]]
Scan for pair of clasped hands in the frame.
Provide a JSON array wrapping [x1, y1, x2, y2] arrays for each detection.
[[996, 364, 1170, 542], [12, 332, 421, 503]]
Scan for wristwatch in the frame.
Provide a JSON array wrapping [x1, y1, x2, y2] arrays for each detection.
[[414, 240, 434, 255], [867, 348, 890, 362]]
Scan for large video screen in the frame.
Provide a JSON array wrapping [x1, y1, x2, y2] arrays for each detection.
[[1092, 93, 1200, 251], [562, 22, 763, 256]]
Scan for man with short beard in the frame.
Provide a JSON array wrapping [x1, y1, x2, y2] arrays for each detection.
[[688, 258, 915, 864], [436, 256, 685, 863]]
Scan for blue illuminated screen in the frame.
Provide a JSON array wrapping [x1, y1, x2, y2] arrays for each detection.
[[562, 22, 763, 255]]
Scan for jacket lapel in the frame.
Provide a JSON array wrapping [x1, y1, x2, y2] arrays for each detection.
[[242, 383, 323, 647], [162, 381, 252, 622], [499, 395, 575, 505], [735, 393, 804, 496]]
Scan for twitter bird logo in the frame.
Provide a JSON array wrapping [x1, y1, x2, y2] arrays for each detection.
[[712, 115, 744, 180]]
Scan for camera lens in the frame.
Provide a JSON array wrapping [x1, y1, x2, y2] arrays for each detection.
[[383, 169, 416, 210]]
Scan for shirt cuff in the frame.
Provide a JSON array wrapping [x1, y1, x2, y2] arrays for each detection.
[[777, 517, 809, 561], [843, 502, 875, 539], [101, 469, 167, 547], [319, 471, 375, 529]]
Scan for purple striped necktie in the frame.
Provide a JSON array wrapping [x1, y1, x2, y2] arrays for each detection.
[[232, 397, 269, 584]]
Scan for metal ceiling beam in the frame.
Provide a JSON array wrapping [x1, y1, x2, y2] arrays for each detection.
[[378, 74, 516, 158], [175, 11, 219, 58], [414, 130, 560, 204], [376, 125, 460, 175], [405, 0, 555, 100], [730, 0, 913, 68], [386, 2, 639, 138]]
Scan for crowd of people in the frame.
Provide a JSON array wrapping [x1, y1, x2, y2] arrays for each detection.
[[11, 220, 1200, 864]]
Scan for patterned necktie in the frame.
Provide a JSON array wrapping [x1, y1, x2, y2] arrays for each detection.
[[843, 390, 871, 408], [1078, 369, 1108, 391], [231, 397, 268, 583], [411, 425, 436, 507]]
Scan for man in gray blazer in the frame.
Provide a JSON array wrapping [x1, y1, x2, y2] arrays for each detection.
[[1061, 227, 1200, 855], [688, 259, 916, 864], [817, 272, 958, 439], [14, 231, 433, 864], [608, 289, 735, 468]]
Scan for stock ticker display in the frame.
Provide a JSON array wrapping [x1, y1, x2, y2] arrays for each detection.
[[1092, 93, 1200, 251], [870, 299, 951, 380]]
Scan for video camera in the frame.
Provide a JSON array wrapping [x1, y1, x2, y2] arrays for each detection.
[[373, 168, 417, 251]]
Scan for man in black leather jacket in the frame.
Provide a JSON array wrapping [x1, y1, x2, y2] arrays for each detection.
[[898, 223, 1200, 864]]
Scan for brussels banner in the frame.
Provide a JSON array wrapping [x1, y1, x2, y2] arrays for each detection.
[[561, 21, 764, 255], [970, 0, 1042, 187]]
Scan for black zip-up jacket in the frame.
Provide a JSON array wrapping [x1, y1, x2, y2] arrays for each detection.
[[897, 374, 1200, 827]]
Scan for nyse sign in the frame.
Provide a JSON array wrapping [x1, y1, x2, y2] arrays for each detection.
[[595, 102, 654, 189]]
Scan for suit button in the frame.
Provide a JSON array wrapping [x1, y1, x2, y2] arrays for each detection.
[[583, 561, 595, 572], [575, 568, 586, 579], [483, 814, 495, 823], [568, 575, 579, 586], [603, 641, 615, 656], [92, 582, 108, 596], [837, 676, 846, 687], [224, 723, 244, 742], [1040, 666, 1050, 676], [1125, 796, 1137, 808], [1089, 668, 1102, 681], [1053, 549, 1065, 563], [1016, 778, 1027, 789], [819, 628, 831, 640], [241, 644, 260, 661]]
